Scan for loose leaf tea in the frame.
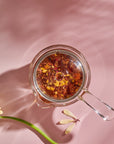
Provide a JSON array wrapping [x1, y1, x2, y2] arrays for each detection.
[[36, 52, 83, 100]]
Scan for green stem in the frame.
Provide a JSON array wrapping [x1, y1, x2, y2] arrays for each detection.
[[0, 116, 58, 144]]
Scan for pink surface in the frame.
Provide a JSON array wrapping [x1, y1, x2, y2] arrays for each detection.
[[0, 0, 114, 144]]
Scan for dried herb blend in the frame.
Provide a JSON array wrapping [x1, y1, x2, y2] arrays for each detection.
[[36, 52, 83, 100]]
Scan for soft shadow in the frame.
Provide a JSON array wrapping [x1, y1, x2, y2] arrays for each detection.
[[0, 0, 78, 43], [0, 65, 72, 143]]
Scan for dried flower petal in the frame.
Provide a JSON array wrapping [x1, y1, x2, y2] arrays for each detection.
[[40, 67, 47, 73], [58, 119, 74, 125], [46, 86, 55, 91], [64, 123, 75, 135], [0, 110, 3, 115], [62, 109, 76, 119], [0, 107, 3, 115]]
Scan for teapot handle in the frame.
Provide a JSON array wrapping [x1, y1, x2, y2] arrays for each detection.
[[78, 89, 114, 121]]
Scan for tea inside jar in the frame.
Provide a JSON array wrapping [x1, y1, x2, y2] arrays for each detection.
[[35, 52, 84, 101]]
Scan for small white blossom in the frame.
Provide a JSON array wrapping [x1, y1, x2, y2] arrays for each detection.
[[57, 109, 80, 135]]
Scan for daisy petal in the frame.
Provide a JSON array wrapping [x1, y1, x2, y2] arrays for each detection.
[[0, 108, 3, 115], [58, 119, 74, 124], [62, 109, 76, 119], [65, 123, 75, 134]]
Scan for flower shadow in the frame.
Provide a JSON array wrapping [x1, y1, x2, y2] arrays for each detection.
[[0, 64, 72, 143]]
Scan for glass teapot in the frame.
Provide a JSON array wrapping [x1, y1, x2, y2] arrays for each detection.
[[29, 44, 114, 121]]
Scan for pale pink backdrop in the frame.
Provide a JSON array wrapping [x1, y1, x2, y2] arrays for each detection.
[[0, 0, 114, 144]]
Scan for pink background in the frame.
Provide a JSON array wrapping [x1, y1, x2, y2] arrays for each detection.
[[0, 0, 114, 144]]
